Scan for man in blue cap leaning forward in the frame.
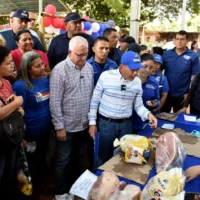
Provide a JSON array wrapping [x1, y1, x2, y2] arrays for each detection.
[[88, 51, 157, 169]]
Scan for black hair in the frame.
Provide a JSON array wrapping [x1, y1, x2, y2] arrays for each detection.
[[103, 28, 117, 38], [152, 47, 164, 56], [140, 53, 154, 63], [140, 45, 148, 51], [0, 46, 10, 65], [191, 41, 197, 50], [175, 30, 188, 40], [15, 29, 32, 42], [94, 36, 109, 46]]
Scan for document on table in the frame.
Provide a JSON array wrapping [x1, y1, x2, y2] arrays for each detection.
[[161, 123, 174, 130], [69, 170, 97, 200], [184, 114, 197, 122]]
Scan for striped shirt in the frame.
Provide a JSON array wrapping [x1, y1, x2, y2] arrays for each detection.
[[88, 69, 150, 125], [50, 56, 94, 132]]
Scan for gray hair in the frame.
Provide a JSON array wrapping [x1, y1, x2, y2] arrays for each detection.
[[19, 51, 41, 89], [69, 36, 88, 51]]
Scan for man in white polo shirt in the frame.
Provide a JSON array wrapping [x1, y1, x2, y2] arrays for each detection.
[[88, 51, 157, 169]]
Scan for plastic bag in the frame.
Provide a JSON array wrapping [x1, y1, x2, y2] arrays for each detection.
[[140, 168, 185, 200], [155, 132, 187, 173]]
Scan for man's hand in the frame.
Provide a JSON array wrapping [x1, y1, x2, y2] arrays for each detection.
[[148, 112, 157, 128], [56, 129, 67, 141], [181, 93, 188, 105], [177, 107, 187, 114], [18, 107, 24, 116], [89, 125, 97, 140], [185, 166, 200, 182]]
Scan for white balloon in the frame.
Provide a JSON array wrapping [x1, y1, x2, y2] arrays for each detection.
[[115, 25, 120, 32], [82, 22, 84, 30], [91, 22, 100, 33], [45, 25, 55, 34], [85, 29, 92, 35]]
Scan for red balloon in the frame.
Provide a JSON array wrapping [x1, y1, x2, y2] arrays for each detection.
[[60, 19, 66, 30], [82, 16, 90, 20], [82, 29, 86, 33], [44, 17, 52, 27], [52, 17, 63, 29], [45, 4, 57, 14]]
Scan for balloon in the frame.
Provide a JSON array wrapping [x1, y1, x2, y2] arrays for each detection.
[[45, 25, 55, 34], [91, 22, 100, 33], [115, 25, 120, 32], [104, 24, 110, 29], [44, 17, 52, 27], [83, 22, 92, 31], [91, 32, 99, 39], [60, 19, 66, 30], [60, 30, 66, 34], [107, 19, 115, 27], [82, 16, 90, 20], [52, 17, 63, 29], [45, 4, 57, 14], [99, 31, 103, 36], [85, 29, 92, 35], [82, 29, 86, 33], [99, 24, 105, 32]]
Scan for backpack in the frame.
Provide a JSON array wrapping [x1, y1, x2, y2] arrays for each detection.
[[0, 97, 25, 152]]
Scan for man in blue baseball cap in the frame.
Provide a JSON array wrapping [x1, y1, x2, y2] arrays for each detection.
[[88, 51, 157, 170], [0, 9, 43, 51]]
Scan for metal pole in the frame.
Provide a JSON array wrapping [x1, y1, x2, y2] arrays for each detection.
[[39, 0, 43, 33], [129, 0, 141, 43], [181, 0, 187, 30]]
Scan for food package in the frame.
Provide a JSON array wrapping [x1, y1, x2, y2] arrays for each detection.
[[156, 132, 187, 173], [114, 135, 152, 164], [140, 168, 185, 200], [89, 171, 120, 200], [125, 146, 150, 164]]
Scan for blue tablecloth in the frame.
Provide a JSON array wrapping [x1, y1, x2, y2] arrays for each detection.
[[96, 119, 200, 193]]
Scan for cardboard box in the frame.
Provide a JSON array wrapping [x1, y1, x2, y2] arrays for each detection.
[[175, 113, 200, 133]]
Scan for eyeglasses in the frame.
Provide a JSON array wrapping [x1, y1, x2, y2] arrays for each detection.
[[73, 51, 88, 58]]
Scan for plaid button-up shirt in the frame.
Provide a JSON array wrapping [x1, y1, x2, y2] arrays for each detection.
[[50, 56, 94, 132]]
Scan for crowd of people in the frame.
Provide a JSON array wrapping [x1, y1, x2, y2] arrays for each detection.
[[0, 8, 200, 200]]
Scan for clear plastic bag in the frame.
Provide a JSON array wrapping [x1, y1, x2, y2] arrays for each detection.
[[140, 168, 185, 200], [155, 132, 187, 173]]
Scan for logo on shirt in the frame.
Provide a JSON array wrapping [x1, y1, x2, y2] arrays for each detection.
[[183, 55, 190, 60], [146, 84, 155, 89], [35, 91, 50, 102]]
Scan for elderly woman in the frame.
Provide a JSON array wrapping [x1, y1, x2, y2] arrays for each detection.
[[0, 46, 24, 198], [11, 29, 50, 72], [12, 51, 51, 188]]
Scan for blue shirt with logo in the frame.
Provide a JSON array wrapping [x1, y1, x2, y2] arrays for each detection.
[[0, 29, 43, 51], [151, 71, 169, 93], [87, 56, 118, 85], [13, 78, 51, 141], [163, 48, 200, 97], [132, 75, 160, 130]]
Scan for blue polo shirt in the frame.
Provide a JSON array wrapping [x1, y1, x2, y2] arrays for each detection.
[[132, 75, 160, 130], [163, 48, 200, 97], [108, 48, 123, 65], [47, 32, 94, 69], [151, 71, 169, 93], [87, 56, 118, 85], [0, 29, 43, 51]]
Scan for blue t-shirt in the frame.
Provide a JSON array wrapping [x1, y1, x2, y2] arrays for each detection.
[[13, 78, 51, 141], [108, 48, 123, 66], [87, 56, 118, 85], [132, 75, 160, 130], [163, 48, 200, 97], [152, 71, 169, 93], [0, 29, 43, 51]]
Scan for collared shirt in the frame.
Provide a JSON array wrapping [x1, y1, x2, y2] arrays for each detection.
[[163, 48, 200, 96], [108, 48, 123, 65], [50, 56, 94, 132], [151, 71, 169, 93], [47, 32, 94, 69], [88, 69, 149, 125], [0, 29, 43, 51], [87, 56, 118, 85]]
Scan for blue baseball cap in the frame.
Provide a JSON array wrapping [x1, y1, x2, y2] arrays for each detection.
[[153, 54, 163, 64], [65, 12, 86, 23], [121, 51, 143, 70], [12, 9, 30, 21]]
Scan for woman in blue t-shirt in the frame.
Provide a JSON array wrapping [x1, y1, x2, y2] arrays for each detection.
[[13, 51, 51, 187]]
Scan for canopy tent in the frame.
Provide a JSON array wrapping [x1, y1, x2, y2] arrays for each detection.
[[0, 0, 69, 16]]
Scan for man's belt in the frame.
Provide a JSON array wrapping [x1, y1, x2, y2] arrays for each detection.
[[99, 114, 131, 123]]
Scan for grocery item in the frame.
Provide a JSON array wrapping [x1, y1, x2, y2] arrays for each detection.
[[140, 168, 185, 200], [89, 171, 120, 200], [156, 132, 187, 173]]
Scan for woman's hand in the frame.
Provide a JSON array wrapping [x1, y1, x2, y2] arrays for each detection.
[[177, 107, 187, 114], [185, 166, 200, 182]]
